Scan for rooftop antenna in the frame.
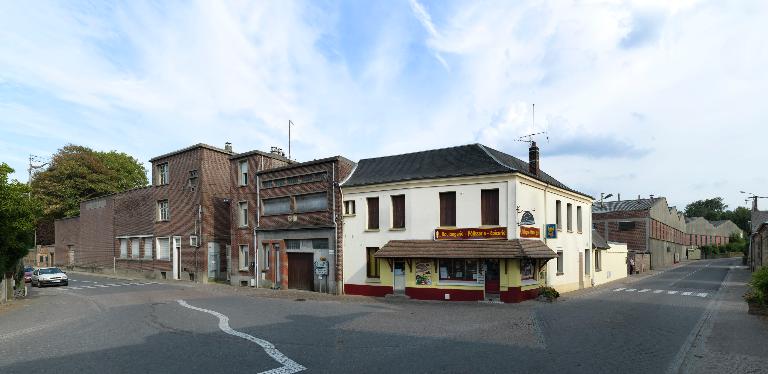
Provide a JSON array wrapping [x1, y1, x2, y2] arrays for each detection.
[[515, 103, 549, 145], [288, 120, 294, 161]]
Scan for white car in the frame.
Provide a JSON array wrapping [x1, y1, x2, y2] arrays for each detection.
[[31, 267, 69, 287]]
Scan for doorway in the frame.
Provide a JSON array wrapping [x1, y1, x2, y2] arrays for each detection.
[[393, 261, 406, 294], [172, 236, 181, 280], [483, 259, 500, 296], [287, 252, 314, 291]]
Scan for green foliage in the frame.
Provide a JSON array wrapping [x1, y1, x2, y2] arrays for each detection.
[[746, 267, 768, 305], [685, 197, 727, 221], [538, 286, 560, 301], [0, 163, 41, 274], [722, 207, 751, 233], [31, 144, 148, 219]]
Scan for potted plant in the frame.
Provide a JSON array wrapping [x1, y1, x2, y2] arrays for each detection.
[[745, 267, 768, 316], [537, 286, 560, 302]]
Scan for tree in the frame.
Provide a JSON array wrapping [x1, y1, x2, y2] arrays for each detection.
[[0, 163, 40, 274], [721, 207, 751, 233], [684, 197, 727, 221], [31, 145, 148, 219]]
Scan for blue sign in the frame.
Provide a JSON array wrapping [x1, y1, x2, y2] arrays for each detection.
[[545, 224, 557, 239]]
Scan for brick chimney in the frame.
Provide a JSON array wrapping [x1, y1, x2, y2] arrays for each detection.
[[529, 141, 540, 177], [753, 196, 759, 212], [224, 142, 233, 153]]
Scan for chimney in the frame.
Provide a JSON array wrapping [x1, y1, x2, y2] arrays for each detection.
[[617, 193, 621, 201], [224, 142, 232, 153], [753, 196, 759, 212], [528, 141, 540, 177], [650, 194, 654, 200]]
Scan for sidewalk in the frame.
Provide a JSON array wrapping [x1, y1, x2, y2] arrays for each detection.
[[680, 265, 768, 373]]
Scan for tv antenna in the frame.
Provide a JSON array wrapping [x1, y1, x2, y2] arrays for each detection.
[[515, 103, 549, 145]]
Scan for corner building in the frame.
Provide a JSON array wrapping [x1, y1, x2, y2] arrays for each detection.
[[342, 143, 593, 302]]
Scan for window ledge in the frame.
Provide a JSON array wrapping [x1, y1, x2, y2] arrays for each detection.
[[238, 225, 249, 229], [365, 229, 380, 232], [389, 228, 406, 231], [366, 278, 381, 283], [556, 272, 564, 276], [343, 214, 356, 217], [567, 230, 573, 233], [238, 268, 249, 272]]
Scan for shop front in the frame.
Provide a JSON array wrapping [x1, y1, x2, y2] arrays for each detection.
[[374, 239, 557, 303]]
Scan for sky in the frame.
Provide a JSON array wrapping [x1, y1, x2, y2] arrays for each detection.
[[1, 0, 766, 211]]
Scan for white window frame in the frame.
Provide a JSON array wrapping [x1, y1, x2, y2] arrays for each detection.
[[239, 160, 248, 186], [157, 163, 169, 185], [556, 200, 562, 231], [131, 238, 140, 259], [157, 200, 169, 221], [238, 201, 248, 227], [144, 238, 153, 259], [120, 239, 128, 259], [156, 237, 170, 261], [239, 245, 249, 271], [344, 200, 356, 215]]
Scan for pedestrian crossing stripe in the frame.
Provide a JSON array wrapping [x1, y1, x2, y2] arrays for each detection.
[[639, 289, 651, 293], [612, 288, 709, 298], [56, 281, 159, 291]]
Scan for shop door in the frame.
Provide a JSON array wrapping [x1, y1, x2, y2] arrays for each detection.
[[393, 261, 406, 294], [287, 253, 314, 291], [484, 259, 500, 294]]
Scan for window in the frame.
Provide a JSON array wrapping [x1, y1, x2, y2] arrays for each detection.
[[157, 200, 169, 221], [567, 203, 573, 231], [481, 189, 499, 226], [157, 163, 169, 185], [344, 200, 356, 215], [239, 161, 248, 186], [295, 193, 328, 212], [120, 239, 128, 258], [188, 170, 198, 190], [131, 238, 140, 259], [439, 191, 456, 227], [595, 250, 602, 271], [618, 221, 636, 231], [585, 249, 590, 274], [238, 202, 248, 227], [312, 238, 329, 249], [438, 259, 480, 281], [367, 197, 379, 230], [262, 197, 291, 215], [391, 195, 405, 229], [144, 238, 153, 259], [366, 247, 380, 278], [287, 176, 300, 184], [261, 180, 273, 188], [556, 251, 564, 274], [556, 200, 562, 230], [239, 245, 249, 271], [577, 206, 583, 233], [156, 237, 170, 260]]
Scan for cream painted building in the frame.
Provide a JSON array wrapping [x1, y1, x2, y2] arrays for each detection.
[[341, 143, 594, 302]]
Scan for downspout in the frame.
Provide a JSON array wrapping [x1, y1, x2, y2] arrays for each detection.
[[332, 162, 338, 295], [254, 155, 262, 288], [542, 182, 550, 286]]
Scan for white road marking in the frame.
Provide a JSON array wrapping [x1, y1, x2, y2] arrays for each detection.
[[697, 293, 708, 298], [106, 284, 121, 287], [682, 292, 692, 296], [95, 284, 109, 288], [81, 286, 96, 289], [177, 299, 306, 374], [625, 288, 637, 292], [613, 288, 626, 292], [638, 289, 651, 293], [653, 290, 664, 294], [667, 291, 678, 295], [69, 287, 82, 290]]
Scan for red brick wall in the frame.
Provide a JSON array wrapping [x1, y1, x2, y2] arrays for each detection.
[[54, 217, 79, 266], [593, 211, 649, 253], [76, 197, 116, 268]]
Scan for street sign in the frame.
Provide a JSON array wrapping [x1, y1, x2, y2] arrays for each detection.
[[314, 260, 328, 275]]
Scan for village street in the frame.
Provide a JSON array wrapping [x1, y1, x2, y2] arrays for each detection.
[[1, 258, 765, 374]]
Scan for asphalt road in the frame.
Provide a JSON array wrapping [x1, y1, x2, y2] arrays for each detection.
[[0, 258, 747, 374]]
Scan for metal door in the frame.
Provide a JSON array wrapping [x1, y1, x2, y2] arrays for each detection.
[[393, 261, 406, 294], [172, 236, 181, 280], [207, 242, 220, 280], [287, 253, 314, 291]]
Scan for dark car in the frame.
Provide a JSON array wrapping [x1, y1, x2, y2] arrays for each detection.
[[24, 266, 33, 283]]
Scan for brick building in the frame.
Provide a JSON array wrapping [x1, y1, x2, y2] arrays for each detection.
[[593, 197, 687, 270], [750, 199, 768, 272], [248, 156, 355, 294]]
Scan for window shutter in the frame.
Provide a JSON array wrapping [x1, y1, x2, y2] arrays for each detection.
[[481, 189, 499, 226]]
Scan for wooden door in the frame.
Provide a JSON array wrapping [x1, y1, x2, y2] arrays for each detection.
[[287, 253, 314, 291], [484, 259, 500, 293]]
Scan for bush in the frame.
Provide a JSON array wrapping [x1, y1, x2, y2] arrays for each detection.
[[538, 286, 560, 301], [746, 267, 768, 306]]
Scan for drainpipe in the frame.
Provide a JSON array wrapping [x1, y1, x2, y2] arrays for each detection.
[[332, 162, 338, 295], [253, 156, 262, 288], [542, 181, 551, 286]]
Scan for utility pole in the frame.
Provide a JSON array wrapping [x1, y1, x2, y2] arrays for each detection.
[[288, 120, 295, 161]]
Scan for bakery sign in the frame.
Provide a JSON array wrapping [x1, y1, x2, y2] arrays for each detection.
[[434, 227, 507, 240], [520, 226, 541, 238]]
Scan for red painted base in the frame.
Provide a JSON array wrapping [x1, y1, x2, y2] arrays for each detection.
[[500, 287, 540, 303], [405, 287, 484, 302], [344, 283, 393, 297]]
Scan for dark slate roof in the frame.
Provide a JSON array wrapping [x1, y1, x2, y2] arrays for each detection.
[[256, 156, 355, 175], [751, 210, 768, 232], [592, 198, 662, 214], [343, 143, 590, 198], [230, 149, 292, 163], [149, 143, 234, 162], [374, 239, 557, 259], [592, 230, 610, 249]]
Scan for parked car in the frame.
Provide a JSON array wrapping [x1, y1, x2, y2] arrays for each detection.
[[24, 266, 33, 283], [31, 267, 68, 287]]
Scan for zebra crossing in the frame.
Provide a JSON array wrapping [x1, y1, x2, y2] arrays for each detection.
[[62, 279, 160, 291], [612, 287, 709, 298]]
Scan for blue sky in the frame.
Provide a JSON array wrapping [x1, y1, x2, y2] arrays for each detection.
[[1, 0, 766, 210]]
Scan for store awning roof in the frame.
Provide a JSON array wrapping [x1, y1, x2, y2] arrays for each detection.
[[374, 239, 557, 259]]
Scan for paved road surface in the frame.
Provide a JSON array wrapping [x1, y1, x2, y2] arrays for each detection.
[[0, 258, 762, 373]]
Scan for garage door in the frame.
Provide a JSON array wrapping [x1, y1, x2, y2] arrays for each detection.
[[288, 252, 314, 291]]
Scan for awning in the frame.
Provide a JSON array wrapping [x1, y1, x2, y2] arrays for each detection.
[[374, 239, 557, 259]]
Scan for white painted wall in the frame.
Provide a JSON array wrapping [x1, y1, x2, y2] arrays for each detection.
[[592, 242, 629, 286]]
